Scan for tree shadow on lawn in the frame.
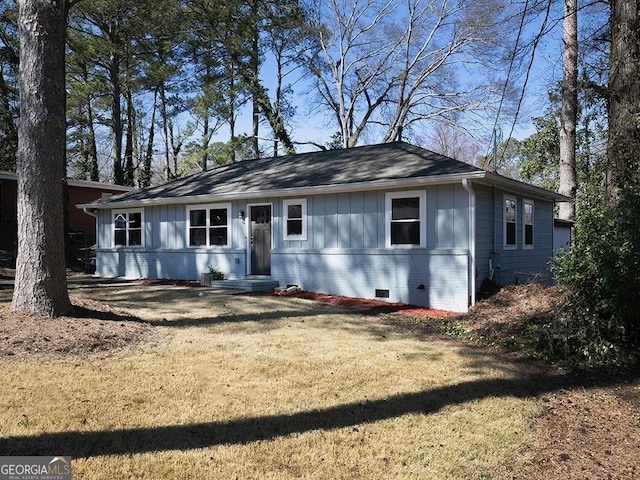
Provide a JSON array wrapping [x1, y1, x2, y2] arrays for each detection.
[[1, 369, 634, 458], [144, 305, 355, 327], [71, 305, 147, 324]]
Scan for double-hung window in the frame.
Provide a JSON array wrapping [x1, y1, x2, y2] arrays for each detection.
[[283, 198, 307, 240], [386, 191, 426, 247], [114, 210, 143, 246], [523, 199, 534, 248], [504, 196, 517, 249], [187, 204, 231, 247]]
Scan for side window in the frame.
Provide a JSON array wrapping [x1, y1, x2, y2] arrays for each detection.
[[504, 196, 517, 249], [386, 191, 426, 247], [113, 210, 143, 247], [187, 204, 231, 247], [283, 199, 307, 240], [523, 199, 534, 248]]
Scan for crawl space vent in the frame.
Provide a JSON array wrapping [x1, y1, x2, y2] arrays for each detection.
[[375, 289, 390, 299]]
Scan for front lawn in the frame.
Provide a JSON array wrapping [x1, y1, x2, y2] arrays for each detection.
[[0, 283, 637, 479]]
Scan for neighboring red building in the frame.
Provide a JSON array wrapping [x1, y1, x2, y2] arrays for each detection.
[[0, 172, 132, 264]]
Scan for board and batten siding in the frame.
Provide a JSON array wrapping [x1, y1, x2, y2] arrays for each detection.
[[278, 185, 469, 250], [272, 185, 471, 311], [95, 184, 473, 311], [97, 201, 248, 280], [473, 184, 555, 290]]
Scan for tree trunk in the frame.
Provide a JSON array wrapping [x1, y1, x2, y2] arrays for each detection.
[[86, 93, 99, 182], [558, 0, 578, 220], [109, 48, 124, 184], [159, 82, 172, 180], [250, 0, 260, 159], [12, 0, 72, 316], [141, 85, 158, 188], [124, 81, 135, 186], [607, 0, 640, 196], [79, 61, 99, 181]]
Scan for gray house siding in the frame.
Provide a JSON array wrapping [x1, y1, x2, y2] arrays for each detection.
[[271, 185, 470, 311], [272, 249, 469, 312], [97, 201, 248, 280], [95, 184, 472, 311], [473, 184, 554, 289]]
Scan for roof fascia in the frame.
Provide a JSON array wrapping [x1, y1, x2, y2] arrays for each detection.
[[478, 172, 571, 202]]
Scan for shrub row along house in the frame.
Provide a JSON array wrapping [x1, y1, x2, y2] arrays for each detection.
[[79, 142, 568, 312]]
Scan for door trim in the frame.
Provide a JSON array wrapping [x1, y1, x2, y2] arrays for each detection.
[[246, 202, 273, 277]]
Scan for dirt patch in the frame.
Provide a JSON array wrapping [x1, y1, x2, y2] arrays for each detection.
[[521, 382, 640, 479], [458, 283, 561, 335], [454, 284, 640, 480], [0, 295, 153, 358]]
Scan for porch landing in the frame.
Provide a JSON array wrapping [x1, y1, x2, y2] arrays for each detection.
[[205, 278, 279, 292]]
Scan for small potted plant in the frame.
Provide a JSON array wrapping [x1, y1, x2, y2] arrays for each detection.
[[201, 265, 225, 286]]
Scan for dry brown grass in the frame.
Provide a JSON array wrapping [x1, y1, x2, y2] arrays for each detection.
[[0, 284, 547, 479]]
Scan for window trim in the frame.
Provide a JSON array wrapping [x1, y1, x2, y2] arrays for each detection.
[[113, 208, 144, 247], [186, 203, 232, 248], [283, 198, 307, 241], [503, 195, 517, 250], [385, 190, 426, 248], [523, 198, 534, 249]]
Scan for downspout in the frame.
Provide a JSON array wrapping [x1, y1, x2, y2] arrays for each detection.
[[82, 207, 99, 251], [82, 207, 98, 219], [82, 207, 100, 275], [462, 179, 476, 307]]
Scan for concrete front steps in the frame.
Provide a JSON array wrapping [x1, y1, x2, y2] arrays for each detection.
[[202, 277, 279, 292]]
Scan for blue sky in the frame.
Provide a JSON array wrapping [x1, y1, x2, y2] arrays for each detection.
[[207, 0, 573, 158]]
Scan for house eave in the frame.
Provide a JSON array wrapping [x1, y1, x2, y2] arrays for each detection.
[[77, 169, 569, 210], [480, 172, 571, 202], [77, 172, 489, 210]]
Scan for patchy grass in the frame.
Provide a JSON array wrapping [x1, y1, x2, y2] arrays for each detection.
[[0, 284, 544, 479], [0, 281, 638, 479]]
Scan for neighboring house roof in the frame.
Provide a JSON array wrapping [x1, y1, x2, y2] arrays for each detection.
[[78, 141, 569, 210], [0, 171, 133, 192], [554, 218, 574, 228]]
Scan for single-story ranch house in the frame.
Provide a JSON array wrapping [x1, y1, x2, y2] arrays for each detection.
[[79, 142, 568, 312]]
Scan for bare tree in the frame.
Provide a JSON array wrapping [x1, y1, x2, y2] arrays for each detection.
[[301, 0, 510, 147], [12, 0, 72, 316], [558, 0, 577, 220], [419, 123, 481, 164]]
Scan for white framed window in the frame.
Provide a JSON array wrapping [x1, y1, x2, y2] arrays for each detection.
[[504, 195, 517, 249], [283, 198, 307, 240], [523, 199, 534, 249], [385, 191, 426, 248], [186, 203, 231, 247], [113, 209, 144, 247]]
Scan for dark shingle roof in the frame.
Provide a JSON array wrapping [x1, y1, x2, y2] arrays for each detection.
[[82, 141, 568, 208]]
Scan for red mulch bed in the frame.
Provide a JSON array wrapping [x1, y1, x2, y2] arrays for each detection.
[[136, 278, 203, 287], [265, 289, 455, 318]]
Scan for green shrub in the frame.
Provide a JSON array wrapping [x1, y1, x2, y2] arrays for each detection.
[[542, 185, 640, 368]]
